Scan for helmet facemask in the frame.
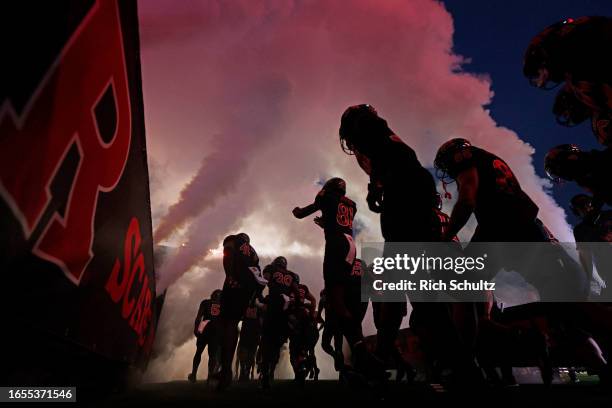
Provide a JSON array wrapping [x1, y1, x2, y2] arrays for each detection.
[[570, 194, 595, 218], [553, 86, 591, 126]]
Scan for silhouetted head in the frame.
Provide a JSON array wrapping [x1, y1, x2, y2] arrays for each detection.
[[553, 85, 591, 126], [434, 138, 473, 182], [544, 144, 583, 182], [211, 289, 222, 302], [323, 177, 347, 196], [339, 104, 393, 157], [523, 18, 578, 89], [272, 256, 287, 270], [570, 194, 596, 218]]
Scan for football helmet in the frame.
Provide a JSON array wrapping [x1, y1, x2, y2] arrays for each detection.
[[523, 18, 577, 89], [544, 144, 582, 182], [570, 194, 594, 217], [236, 232, 250, 244], [323, 177, 347, 195], [434, 138, 473, 182], [211, 289, 222, 301], [553, 85, 591, 126], [272, 256, 288, 270]]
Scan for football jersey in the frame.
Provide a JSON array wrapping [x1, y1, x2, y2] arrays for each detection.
[[574, 210, 612, 274], [574, 210, 612, 243], [578, 149, 612, 206], [455, 147, 539, 228], [315, 189, 356, 237], [243, 304, 260, 321], [346, 258, 365, 288], [223, 234, 262, 289], [199, 298, 222, 321], [267, 266, 299, 297], [371, 136, 438, 241]]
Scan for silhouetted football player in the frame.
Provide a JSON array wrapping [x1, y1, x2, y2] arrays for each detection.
[[259, 257, 301, 388], [294, 177, 383, 379], [339, 105, 439, 375], [214, 233, 266, 390], [524, 17, 612, 145], [237, 300, 263, 381], [317, 289, 345, 371], [188, 289, 222, 383], [545, 144, 612, 206], [434, 138, 587, 300], [571, 194, 612, 298], [287, 283, 319, 385], [524, 16, 612, 99], [552, 84, 612, 147]]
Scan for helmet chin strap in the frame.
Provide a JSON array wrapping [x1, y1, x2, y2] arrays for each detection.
[[441, 179, 452, 200]]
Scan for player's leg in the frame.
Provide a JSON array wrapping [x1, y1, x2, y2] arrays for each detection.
[[207, 327, 222, 380], [216, 318, 239, 386], [260, 309, 285, 388], [189, 332, 208, 382], [244, 341, 257, 380], [321, 324, 334, 357], [375, 301, 405, 363], [215, 287, 252, 390]]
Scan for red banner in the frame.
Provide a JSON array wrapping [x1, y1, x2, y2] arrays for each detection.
[[1, 0, 157, 370]]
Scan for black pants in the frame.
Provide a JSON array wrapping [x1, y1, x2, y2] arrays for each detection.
[[260, 304, 290, 381], [192, 323, 221, 378]]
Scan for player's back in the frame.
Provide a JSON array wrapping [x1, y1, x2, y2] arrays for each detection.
[[377, 136, 438, 240], [267, 266, 298, 297], [316, 190, 356, 237], [470, 147, 538, 227]]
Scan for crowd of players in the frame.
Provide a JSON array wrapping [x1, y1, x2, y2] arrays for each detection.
[[185, 16, 612, 392]]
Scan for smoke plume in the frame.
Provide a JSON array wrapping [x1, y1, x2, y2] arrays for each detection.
[[138, 0, 574, 381]]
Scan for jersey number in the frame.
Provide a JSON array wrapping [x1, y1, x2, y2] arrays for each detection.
[[273, 271, 293, 287], [492, 159, 518, 194], [337, 203, 354, 228], [210, 303, 221, 317]]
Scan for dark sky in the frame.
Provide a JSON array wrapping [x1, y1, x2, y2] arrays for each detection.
[[442, 0, 611, 226]]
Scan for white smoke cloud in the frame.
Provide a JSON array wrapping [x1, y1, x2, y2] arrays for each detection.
[[139, 0, 574, 382]]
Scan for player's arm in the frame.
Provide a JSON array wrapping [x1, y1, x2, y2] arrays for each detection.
[[447, 166, 479, 239], [316, 302, 325, 324], [292, 201, 320, 219], [367, 178, 384, 213], [289, 282, 302, 307], [194, 302, 205, 336], [305, 290, 317, 318], [223, 241, 236, 278]]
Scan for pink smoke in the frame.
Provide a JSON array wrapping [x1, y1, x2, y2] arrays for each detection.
[[138, 0, 574, 379]]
